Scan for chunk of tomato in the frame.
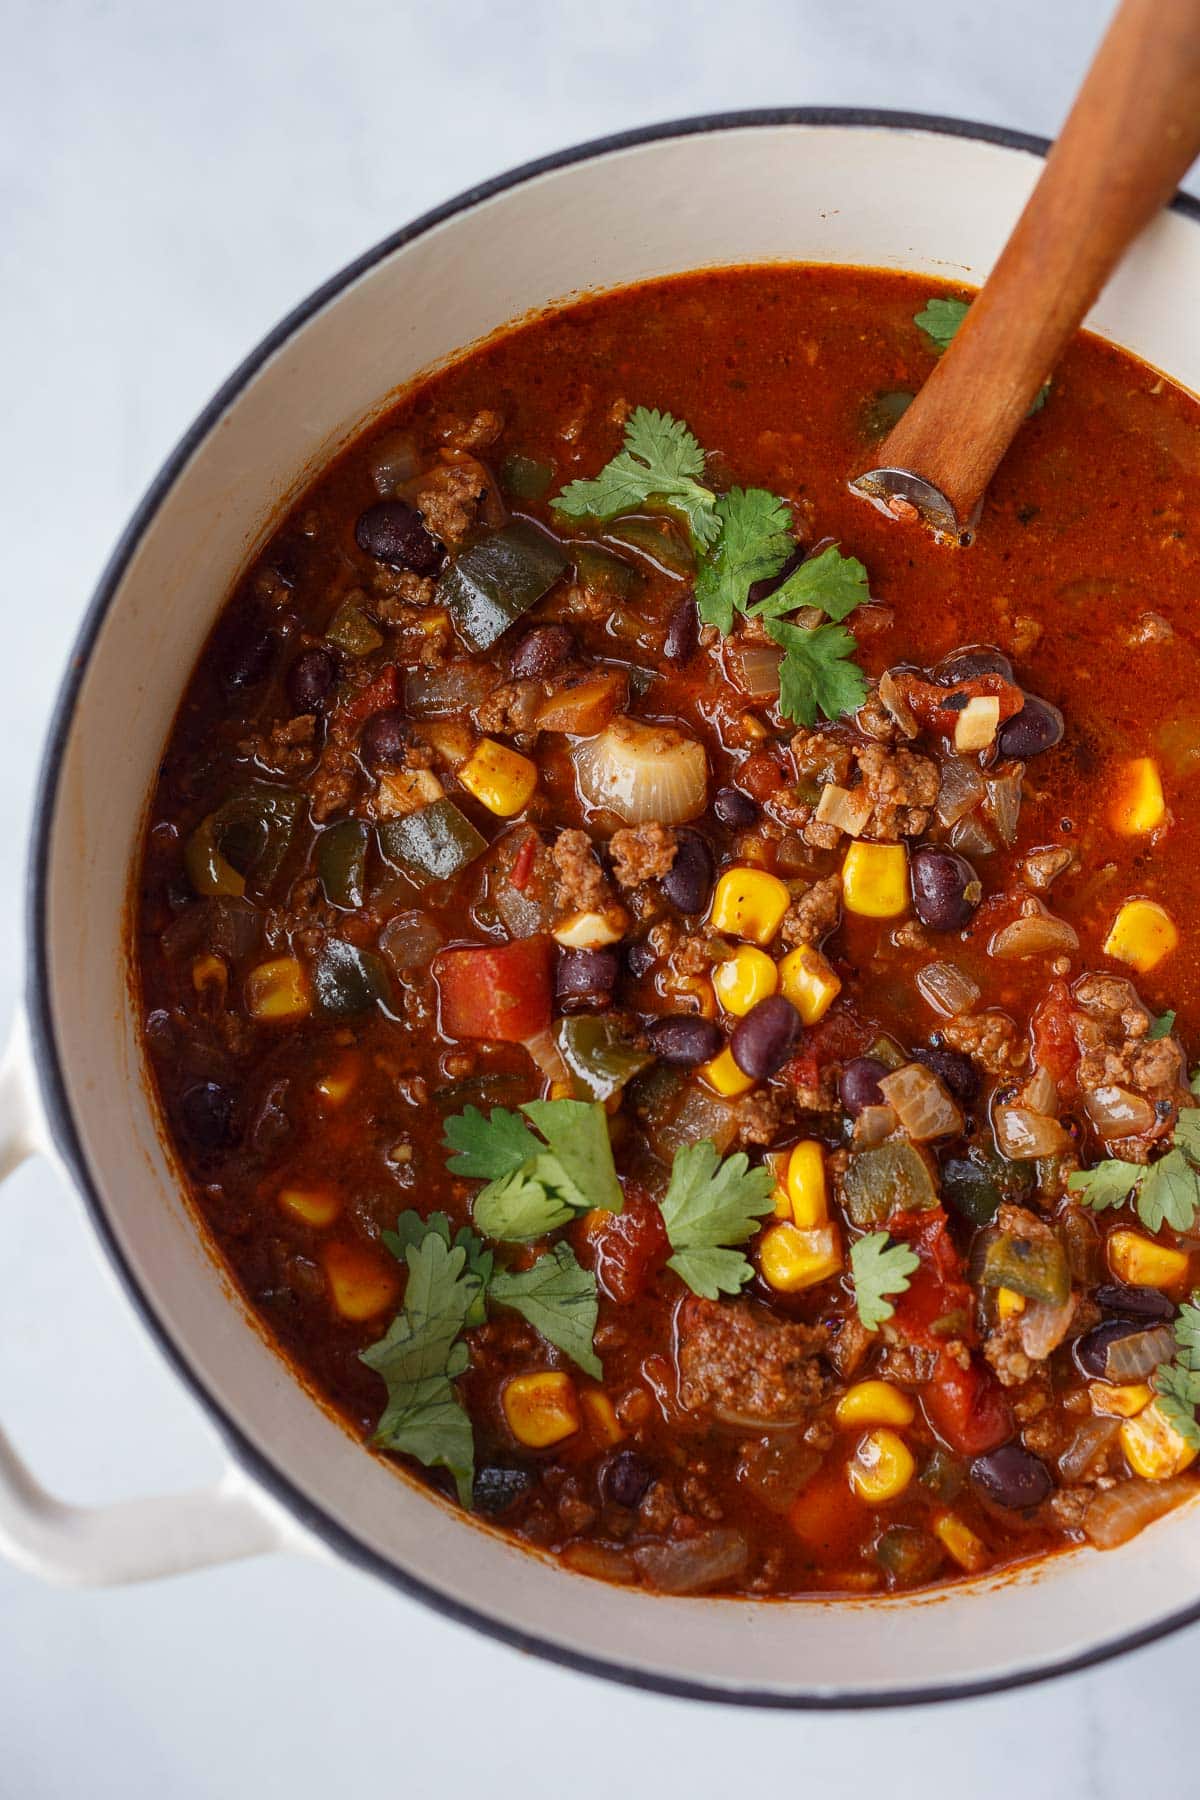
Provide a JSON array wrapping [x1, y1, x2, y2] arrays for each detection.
[[922, 1351, 1013, 1457], [342, 663, 400, 728], [581, 1190, 669, 1303], [886, 1207, 976, 1351], [892, 672, 1024, 739], [1031, 979, 1078, 1094], [435, 937, 554, 1043]]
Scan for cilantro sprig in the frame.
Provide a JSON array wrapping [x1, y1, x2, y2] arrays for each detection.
[[444, 1097, 622, 1242], [695, 488, 795, 634], [1152, 1293, 1200, 1453], [1068, 1108, 1200, 1235], [657, 1140, 776, 1299], [915, 295, 1048, 413], [850, 1232, 920, 1331], [556, 407, 720, 548]]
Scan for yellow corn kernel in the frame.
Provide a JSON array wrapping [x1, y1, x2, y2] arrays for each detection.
[[841, 842, 909, 919], [848, 1428, 915, 1503], [1107, 1228, 1189, 1289], [785, 1140, 828, 1228], [315, 1051, 362, 1108], [322, 1242, 399, 1321], [713, 945, 778, 1016], [708, 866, 791, 946], [997, 1286, 1026, 1322], [458, 737, 538, 817], [778, 943, 843, 1025], [246, 956, 310, 1023], [279, 1186, 341, 1228], [503, 1371, 580, 1448], [1104, 898, 1178, 973], [702, 1045, 757, 1097], [759, 1221, 843, 1292], [835, 1380, 916, 1430], [1111, 757, 1166, 835], [1119, 1399, 1199, 1480], [579, 1388, 624, 1445], [1089, 1381, 1153, 1419], [376, 766, 444, 818], [191, 953, 227, 996], [933, 1511, 989, 1573]]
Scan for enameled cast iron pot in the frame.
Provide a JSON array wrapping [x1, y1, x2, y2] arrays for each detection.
[[9, 111, 1200, 1707]]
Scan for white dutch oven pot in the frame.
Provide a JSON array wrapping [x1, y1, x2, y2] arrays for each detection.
[[10, 111, 1200, 1706]]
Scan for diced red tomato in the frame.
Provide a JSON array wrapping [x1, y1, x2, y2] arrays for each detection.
[[782, 1009, 871, 1094], [581, 1190, 669, 1303], [892, 672, 1024, 740], [922, 1351, 1013, 1457], [737, 750, 790, 803], [435, 937, 554, 1043], [888, 1207, 976, 1350], [1031, 979, 1078, 1094], [343, 664, 400, 728]]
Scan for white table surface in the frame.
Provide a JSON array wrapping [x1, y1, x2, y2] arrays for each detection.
[[2, 0, 1195, 1792]]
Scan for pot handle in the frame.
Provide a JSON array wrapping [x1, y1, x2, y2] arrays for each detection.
[[0, 1010, 290, 1584]]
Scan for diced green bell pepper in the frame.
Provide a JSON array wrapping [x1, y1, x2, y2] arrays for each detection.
[[376, 797, 486, 886], [842, 1141, 938, 1228], [942, 1149, 1035, 1228], [437, 521, 568, 651], [980, 1231, 1070, 1306], [919, 1448, 965, 1502], [874, 1524, 942, 1584], [866, 1034, 908, 1072], [571, 542, 638, 598], [312, 938, 389, 1018], [325, 598, 383, 656], [862, 390, 915, 439], [500, 454, 554, 501], [555, 1015, 654, 1103], [185, 784, 302, 898], [604, 515, 695, 576], [317, 819, 370, 909]]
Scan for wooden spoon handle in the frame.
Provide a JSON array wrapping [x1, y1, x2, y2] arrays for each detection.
[[865, 0, 1200, 531]]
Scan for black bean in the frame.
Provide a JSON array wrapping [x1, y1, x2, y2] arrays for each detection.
[[647, 1015, 722, 1067], [910, 845, 980, 931], [660, 830, 714, 915], [625, 937, 658, 980], [912, 1043, 981, 1103], [970, 1444, 1051, 1510], [664, 596, 700, 667], [713, 786, 758, 830], [218, 617, 276, 693], [555, 947, 620, 1013], [839, 1056, 890, 1117], [474, 1465, 535, 1515], [178, 1082, 236, 1152], [934, 644, 1013, 685], [731, 996, 802, 1080], [1073, 1318, 1156, 1380], [509, 624, 575, 679], [603, 1449, 654, 1509], [359, 707, 408, 769], [1094, 1282, 1176, 1324], [746, 546, 805, 608], [997, 693, 1065, 759], [286, 647, 337, 713], [355, 499, 445, 575]]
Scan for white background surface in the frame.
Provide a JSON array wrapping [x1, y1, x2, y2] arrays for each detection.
[[2, 1, 1196, 1793]]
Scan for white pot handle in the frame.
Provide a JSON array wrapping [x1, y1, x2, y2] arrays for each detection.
[[0, 1010, 291, 1584]]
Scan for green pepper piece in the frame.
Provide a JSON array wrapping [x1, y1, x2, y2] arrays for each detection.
[[980, 1232, 1070, 1306], [312, 938, 389, 1018], [184, 784, 302, 898], [862, 390, 915, 440], [866, 1034, 908, 1072], [317, 819, 370, 909], [841, 1141, 938, 1228], [919, 1448, 965, 1502], [874, 1524, 942, 1585], [500, 454, 554, 501], [555, 1015, 654, 1103], [604, 515, 695, 576], [437, 522, 568, 652], [940, 1156, 1002, 1227], [377, 797, 487, 886], [571, 542, 638, 598], [326, 599, 383, 656]]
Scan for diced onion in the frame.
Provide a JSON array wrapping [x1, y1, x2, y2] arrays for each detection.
[[404, 663, 496, 717], [993, 1105, 1072, 1159], [725, 641, 782, 698], [936, 756, 987, 827], [1018, 1293, 1075, 1360], [368, 429, 420, 493], [949, 813, 995, 856], [879, 1062, 963, 1142], [1104, 1325, 1175, 1382], [815, 782, 872, 838], [378, 910, 444, 975], [1021, 1063, 1058, 1117], [523, 1026, 571, 1087], [954, 695, 1001, 753], [1084, 1475, 1198, 1549], [1084, 1085, 1157, 1141], [985, 766, 1025, 845], [878, 670, 919, 738], [1057, 1416, 1120, 1485], [573, 717, 708, 825], [560, 1543, 637, 1583], [916, 960, 980, 1018], [655, 1083, 738, 1157], [853, 1103, 899, 1148], [989, 904, 1079, 959], [632, 1528, 750, 1594]]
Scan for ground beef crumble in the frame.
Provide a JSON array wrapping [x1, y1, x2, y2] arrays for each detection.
[[609, 822, 678, 888], [676, 1297, 829, 1426]]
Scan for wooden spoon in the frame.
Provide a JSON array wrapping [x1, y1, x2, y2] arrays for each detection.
[[853, 0, 1200, 543]]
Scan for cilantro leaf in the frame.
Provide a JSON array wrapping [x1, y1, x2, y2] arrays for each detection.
[[914, 296, 970, 351], [1173, 1292, 1200, 1365], [382, 1210, 493, 1324], [766, 618, 869, 726], [1173, 1107, 1200, 1163], [850, 1232, 920, 1331], [555, 407, 719, 549], [1153, 1295, 1200, 1451], [1069, 1133, 1200, 1236], [1136, 1148, 1199, 1234], [522, 1098, 623, 1216], [1147, 1009, 1177, 1041], [748, 542, 870, 625], [1068, 1160, 1142, 1212], [658, 1141, 776, 1299], [473, 1161, 579, 1243], [362, 1225, 484, 1505], [694, 488, 794, 633], [443, 1104, 539, 1181], [489, 1243, 602, 1378], [1190, 1069, 1200, 1098]]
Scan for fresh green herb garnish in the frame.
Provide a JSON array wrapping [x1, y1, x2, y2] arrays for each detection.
[[555, 407, 720, 548], [850, 1232, 920, 1331], [767, 618, 870, 729], [1069, 1111, 1200, 1234], [1148, 1009, 1177, 1041], [748, 541, 870, 624], [1152, 1293, 1200, 1452], [915, 296, 1049, 412], [444, 1098, 622, 1241], [657, 1140, 776, 1299], [489, 1242, 601, 1379], [695, 487, 794, 633], [381, 1210, 493, 1325]]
